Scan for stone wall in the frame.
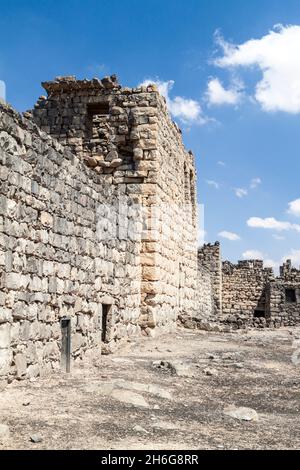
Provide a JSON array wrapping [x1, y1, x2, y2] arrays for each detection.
[[0, 101, 142, 381], [265, 260, 300, 327], [143, 95, 199, 330], [221, 260, 273, 327], [198, 242, 222, 315], [0, 75, 200, 380], [197, 265, 213, 318], [32, 75, 199, 334]]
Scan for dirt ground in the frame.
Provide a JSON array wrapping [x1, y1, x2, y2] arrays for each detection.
[[1, 327, 300, 450]]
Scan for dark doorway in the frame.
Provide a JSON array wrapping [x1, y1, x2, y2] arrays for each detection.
[[254, 310, 265, 318], [285, 288, 296, 303], [101, 304, 111, 342], [61, 317, 71, 373]]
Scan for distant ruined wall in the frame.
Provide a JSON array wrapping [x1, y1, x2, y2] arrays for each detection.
[[0, 101, 142, 381], [265, 260, 300, 327], [222, 260, 273, 327], [197, 242, 222, 316]]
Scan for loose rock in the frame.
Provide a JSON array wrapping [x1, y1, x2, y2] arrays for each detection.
[[223, 405, 259, 422]]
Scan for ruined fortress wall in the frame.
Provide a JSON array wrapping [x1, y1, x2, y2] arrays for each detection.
[[197, 266, 213, 317], [198, 243, 222, 315], [265, 281, 300, 327], [0, 102, 142, 381], [221, 260, 273, 326], [265, 260, 300, 326], [32, 76, 200, 333], [32, 76, 162, 336], [144, 95, 199, 329]]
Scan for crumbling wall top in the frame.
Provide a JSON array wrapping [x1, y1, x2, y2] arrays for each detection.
[[40, 75, 159, 96], [222, 258, 274, 277]]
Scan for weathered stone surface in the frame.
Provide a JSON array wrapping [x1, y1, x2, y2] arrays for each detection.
[[113, 380, 172, 400], [0, 349, 12, 376], [110, 389, 149, 408], [0, 424, 10, 441], [203, 367, 218, 377], [152, 359, 194, 377], [0, 323, 11, 349], [133, 424, 149, 434], [223, 405, 259, 422], [195, 243, 300, 330], [30, 434, 43, 443], [14, 353, 27, 379], [0, 308, 12, 324]]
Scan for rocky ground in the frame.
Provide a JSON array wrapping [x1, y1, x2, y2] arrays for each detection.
[[1, 327, 300, 450]]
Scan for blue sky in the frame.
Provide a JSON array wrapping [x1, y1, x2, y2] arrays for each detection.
[[1, 0, 300, 269]]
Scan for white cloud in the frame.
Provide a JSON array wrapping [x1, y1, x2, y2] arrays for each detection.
[[0, 80, 6, 102], [206, 77, 243, 106], [247, 216, 300, 233], [288, 198, 300, 217], [214, 25, 300, 113], [217, 160, 226, 166], [170, 96, 202, 122], [139, 78, 206, 124], [233, 178, 260, 198], [206, 179, 220, 189], [250, 177, 262, 189], [219, 230, 241, 241], [273, 234, 285, 240], [243, 249, 264, 259], [234, 188, 248, 198]]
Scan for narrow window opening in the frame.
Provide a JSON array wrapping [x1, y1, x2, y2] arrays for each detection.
[[87, 102, 110, 116], [86, 102, 110, 140], [61, 317, 71, 373], [101, 304, 111, 342], [285, 288, 296, 303]]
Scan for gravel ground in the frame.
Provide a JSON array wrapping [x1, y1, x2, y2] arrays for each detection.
[[1, 326, 300, 450]]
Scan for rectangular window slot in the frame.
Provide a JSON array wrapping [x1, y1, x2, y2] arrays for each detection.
[[87, 102, 110, 116], [86, 103, 110, 140], [61, 317, 71, 373], [102, 304, 111, 343]]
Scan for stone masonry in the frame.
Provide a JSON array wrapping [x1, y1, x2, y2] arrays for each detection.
[[221, 259, 273, 327], [265, 260, 300, 327], [31, 75, 199, 331], [1, 73, 299, 383], [197, 243, 300, 328], [0, 75, 199, 381], [197, 242, 222, 316]]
